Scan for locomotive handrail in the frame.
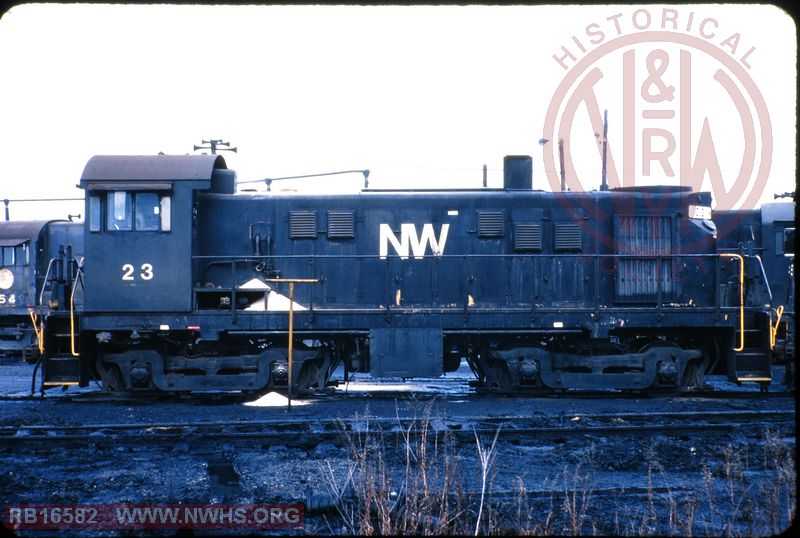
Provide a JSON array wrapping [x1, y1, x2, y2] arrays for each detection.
[[720, 253, 745, 351], [69, 257, 84, 358], [27, 309, 44, 354], [37, 258, 57, 308], [191, 253, 726, 259], [27, 257, 59, 356], [770, 305, 784, 349], [752, 254, 773, 302]]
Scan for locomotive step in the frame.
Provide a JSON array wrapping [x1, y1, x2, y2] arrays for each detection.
[[733, 344, 771, 382], [735, 375, 772, 382], [41, 378, 80, 386], [42, 356, 81, 384]]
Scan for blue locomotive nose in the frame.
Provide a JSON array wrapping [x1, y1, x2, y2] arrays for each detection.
[[1, 219, 82, 365]]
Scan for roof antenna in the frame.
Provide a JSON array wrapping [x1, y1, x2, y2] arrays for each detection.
[[538, 138, 567, 192], [600, 109, 609, 191]]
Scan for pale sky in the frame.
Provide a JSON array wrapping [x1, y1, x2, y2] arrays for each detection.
[[0, 3, 796, 221]]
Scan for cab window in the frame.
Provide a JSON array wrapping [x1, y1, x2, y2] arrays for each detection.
[[15, 244, 28, 265], [107, 192, 133, 231], [1, 244, 29, 266], [135, 193, 160, 231], [1, 246, 13, 266], [89, 196, 102, 232], [92, 191, 171, 232]]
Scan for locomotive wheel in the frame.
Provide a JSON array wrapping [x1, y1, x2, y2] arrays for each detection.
[[294, 353, 336, 393], [482, 359, 515, 393], [639, 341, 706, 391], [96, 358, 125, 392], [681, 355, 709, 390]]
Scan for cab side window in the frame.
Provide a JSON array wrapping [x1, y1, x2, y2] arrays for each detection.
[[89, 196, 102, 232], [135, 193, 160, 231], [107, 192, 133, 231], [784, 228, 795, 255], [90, 191, 171, 232], [15, 244, 28, 266]]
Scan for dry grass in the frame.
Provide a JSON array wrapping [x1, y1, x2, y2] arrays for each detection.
[[320, 406, 795, 536], [320, 401, 475, 535]]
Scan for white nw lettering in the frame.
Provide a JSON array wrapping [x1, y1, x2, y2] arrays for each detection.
[[379, 223, 450, 259]]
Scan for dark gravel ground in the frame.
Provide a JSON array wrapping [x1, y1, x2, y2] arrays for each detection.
[[0, 359, 795, 536]]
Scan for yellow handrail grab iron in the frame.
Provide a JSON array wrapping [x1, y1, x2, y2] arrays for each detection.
[[69, 258, 84, 358], [28, 309, 44, 354], [69, 292, 78, 357], [720, 253, 745, 352], [769, 305, 784, 349]]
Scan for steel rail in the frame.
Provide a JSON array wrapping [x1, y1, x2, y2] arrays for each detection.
[[0, 420, 793, 445], [0, 410, 793, 444]]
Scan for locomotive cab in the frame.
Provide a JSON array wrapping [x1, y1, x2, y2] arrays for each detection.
[[75, 155, 246, 391], [80, 154, 231, 313]]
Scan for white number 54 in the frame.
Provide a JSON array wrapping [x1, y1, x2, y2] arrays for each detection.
[[122, 263, 154, 281]]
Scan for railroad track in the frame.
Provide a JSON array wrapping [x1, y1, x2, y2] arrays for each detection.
[[0, 382, 793, 403], [0, 409, 793, 446]]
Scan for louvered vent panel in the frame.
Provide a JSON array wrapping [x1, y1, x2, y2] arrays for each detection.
[[615, 216, 671, 255], [478, 211, 504, 238], [615, 216, 673, 302], [514, 223, 543, 251], [554, 223, 582, 251], [328, 211, 355, 239], [290, 211, 317, 239]]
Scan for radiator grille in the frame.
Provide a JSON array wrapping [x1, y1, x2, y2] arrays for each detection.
[[615, 215, 673, 302], [289, 211, 317, 239], [554, 223, 582, 251], [514, 223, 543, 251], [477, 211, 504, 238], [327, 211, 355, 239], [616, 216, 672, 255]]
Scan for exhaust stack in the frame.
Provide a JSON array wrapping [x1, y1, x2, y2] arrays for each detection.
[[503, 155, 532, 190]]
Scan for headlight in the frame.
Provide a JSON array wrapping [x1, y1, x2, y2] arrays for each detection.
[[0, 268, 13, 290]]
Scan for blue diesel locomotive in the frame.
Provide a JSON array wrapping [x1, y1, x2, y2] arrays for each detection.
[[21, 154, 795, 394], [0, 220, 82, 362]]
